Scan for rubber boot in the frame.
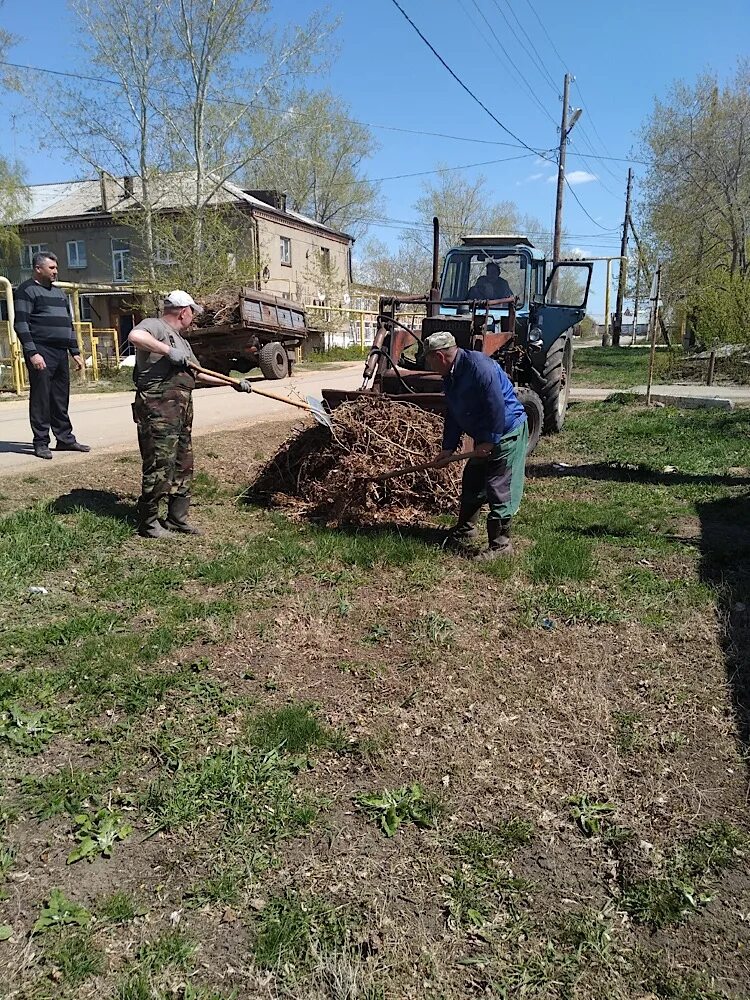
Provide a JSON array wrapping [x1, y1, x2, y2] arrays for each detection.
[[137, 498, 171, 539], [163, 495, 203, 535], [473, 517, 513, 561], [444, 505, 481, 554]]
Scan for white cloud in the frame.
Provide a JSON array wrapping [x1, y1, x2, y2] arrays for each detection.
[[565, 170, 598, 185], [545, 174, 557, 184]]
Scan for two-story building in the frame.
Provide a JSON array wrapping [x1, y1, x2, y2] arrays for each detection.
[[2, 172, 354, 347]]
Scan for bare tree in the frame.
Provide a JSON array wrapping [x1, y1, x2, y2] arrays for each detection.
[[0, 6, 29, 264], [161, 0, 336, 280], [17, 0, 173, 284], [247, 90, 379, 239]]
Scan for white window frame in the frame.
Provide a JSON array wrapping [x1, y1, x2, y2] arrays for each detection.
[[79, 295, 93, 322], [20, 243, 48, 269], [112, 239, 130, 283], [66, 240, 87, 269], [280, 236, 292, 266], [153, 236, 176, 265]]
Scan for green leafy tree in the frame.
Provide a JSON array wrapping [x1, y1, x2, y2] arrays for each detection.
[[639, 61, 750, 342]]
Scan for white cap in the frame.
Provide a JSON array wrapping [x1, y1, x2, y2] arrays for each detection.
[[164, 289, 204, 314]]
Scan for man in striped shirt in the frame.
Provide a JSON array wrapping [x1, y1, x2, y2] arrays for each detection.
[[14, 251, 90, 459]]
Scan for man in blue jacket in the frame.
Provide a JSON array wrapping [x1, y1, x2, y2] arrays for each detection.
[[424, 331, 528, 560]]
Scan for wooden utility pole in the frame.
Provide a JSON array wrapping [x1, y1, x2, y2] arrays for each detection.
[[612, 168, 633, 348], [645, 263, 662, 405], [552, 72, 570, 267]]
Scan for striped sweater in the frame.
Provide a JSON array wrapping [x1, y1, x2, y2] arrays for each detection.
[[13, 279, 79, 356]]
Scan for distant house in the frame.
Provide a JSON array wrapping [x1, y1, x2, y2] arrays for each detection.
[[1, 172, 353, 345]]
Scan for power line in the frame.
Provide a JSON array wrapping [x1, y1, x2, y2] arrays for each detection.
[[523, 0, 569, 73], [0, 59, 645, 165], [490, 0, 559, 96], [459, 0, 557, 125], [386, 0, 552, 159], [564, 176, 618, 232]]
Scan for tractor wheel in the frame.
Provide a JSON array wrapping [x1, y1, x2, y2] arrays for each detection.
[[541, 335, 573, 433], [258, 342, 288, 380], [516, 386, 544, 455]]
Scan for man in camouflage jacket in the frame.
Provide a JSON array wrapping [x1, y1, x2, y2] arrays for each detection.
[[128, 290, 251, 538]]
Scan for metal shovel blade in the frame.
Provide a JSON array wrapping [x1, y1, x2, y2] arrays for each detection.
[[305, 395, 334, 429]]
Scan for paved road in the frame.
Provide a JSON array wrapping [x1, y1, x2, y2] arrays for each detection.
[[0, 363, 364, 477], [3, 364, 748, 477]]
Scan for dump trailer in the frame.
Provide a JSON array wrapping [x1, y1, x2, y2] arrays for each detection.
[[185, 287, 308, 380], [322, 219, 593, 451]]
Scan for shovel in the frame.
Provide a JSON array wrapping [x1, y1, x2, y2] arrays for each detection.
[[371, 448, 485, 482], [189, 362, 333, 429]]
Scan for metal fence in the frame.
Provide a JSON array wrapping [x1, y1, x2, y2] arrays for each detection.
[[304, 305, 426, 352], [0, 319, 123, 393]]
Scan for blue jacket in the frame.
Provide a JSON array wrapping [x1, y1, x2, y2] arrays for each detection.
[[442, 349, 526, 451]]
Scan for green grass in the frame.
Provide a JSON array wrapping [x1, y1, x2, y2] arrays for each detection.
[[529, 535, 594, 584], [43, 929, 104, 985], [561, 402, 750, 477], [244, 703, 341, 755], [97, 890, 144, 924], [446, 824, 532, 929], [0, 503, 132, 596], [21, 766, 116, 819], [621, 821, 746, 928], [142, 743, 318, 844], [115, 931, 195, 999], [253, 891, 356, 970], [302, 345, 368, 364], [572, 346, 673, 388]]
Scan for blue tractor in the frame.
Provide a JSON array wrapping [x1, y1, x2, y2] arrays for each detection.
[[323, 219, 593, 452]]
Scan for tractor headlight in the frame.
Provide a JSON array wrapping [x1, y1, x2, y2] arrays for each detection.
[[528, 326, 543, 347]]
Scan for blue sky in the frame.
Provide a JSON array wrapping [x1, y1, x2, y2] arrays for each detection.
[[1, 0, 749, 317]]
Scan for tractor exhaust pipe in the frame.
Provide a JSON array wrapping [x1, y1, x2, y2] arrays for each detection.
[[428, 216, 440, 317]]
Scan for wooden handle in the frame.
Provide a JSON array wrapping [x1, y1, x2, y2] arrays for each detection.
[[372, 449, 484, 482], [190, 363, 316, 413]]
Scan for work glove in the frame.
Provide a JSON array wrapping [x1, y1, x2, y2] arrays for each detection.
[[233, 379, 252, 393], [167, 346, 191, 370]]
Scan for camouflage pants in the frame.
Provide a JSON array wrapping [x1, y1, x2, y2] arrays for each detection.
[[133, 388, 194, 505]]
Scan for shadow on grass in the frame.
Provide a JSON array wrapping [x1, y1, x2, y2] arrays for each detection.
[[51, 489, 134, 522], [311, 519, 447, 549], [528, 462, 750, 489], [697, 493, 750, 754]]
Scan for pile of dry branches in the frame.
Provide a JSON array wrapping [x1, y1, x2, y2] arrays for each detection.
[[248, 397, 462, 523], [194, 291, 241, 329]]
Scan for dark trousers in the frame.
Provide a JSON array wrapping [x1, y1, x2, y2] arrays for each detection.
[[25, 346, 76, 449]]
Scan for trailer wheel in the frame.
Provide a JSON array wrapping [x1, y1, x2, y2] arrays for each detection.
[[516, 386, 544, 455], [541, 335, 572, 433], [258, 342, 288, 380]]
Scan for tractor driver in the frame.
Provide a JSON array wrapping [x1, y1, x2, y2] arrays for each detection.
[[467, 261, 513, 301]]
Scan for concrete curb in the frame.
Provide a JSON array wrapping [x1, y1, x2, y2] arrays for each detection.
[[609, 391, 734, 411]]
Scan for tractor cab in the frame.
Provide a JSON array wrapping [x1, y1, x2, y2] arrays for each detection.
[[321, 220, 594, 451]]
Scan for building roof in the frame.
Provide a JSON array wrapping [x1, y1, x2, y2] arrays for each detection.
[[15, 172, 353, 243]]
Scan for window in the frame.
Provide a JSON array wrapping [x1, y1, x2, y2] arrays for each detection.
[[112, 239, 130, 283], [66, 240, 87, 269], [153, 237, 175, 265], [280, 236, 292, 266], [320, 246, 331, 272], [80, 296, 93, 322], [440, 251, 528, 306], [20, 243, 49, 269]]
